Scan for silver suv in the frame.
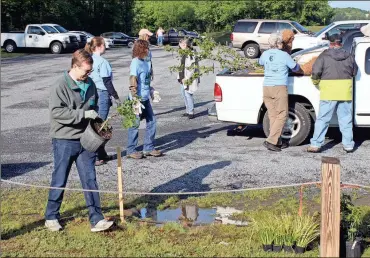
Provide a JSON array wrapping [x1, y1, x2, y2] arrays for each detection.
[[231, 19, 311, 58]]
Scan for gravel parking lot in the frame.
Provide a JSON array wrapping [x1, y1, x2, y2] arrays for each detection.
[[1, 47, 370, 195]]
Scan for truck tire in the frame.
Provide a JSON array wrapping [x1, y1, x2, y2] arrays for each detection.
[[50, 42, 62, 54], [243, 43, 259, 59], [127, 41, 134, 48], [262, 102, 312, 146], [4, 41, 16, 53]]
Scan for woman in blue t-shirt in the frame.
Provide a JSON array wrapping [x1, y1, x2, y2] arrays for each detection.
[[126, 39, 162, 159], [258, 33, 300, 152], [85, 37, 121, 166]]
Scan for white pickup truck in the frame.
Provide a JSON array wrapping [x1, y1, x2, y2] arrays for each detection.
[[292, 20, 369, 53], [211, 37, 370, 146], [1, 24, 79, 54]]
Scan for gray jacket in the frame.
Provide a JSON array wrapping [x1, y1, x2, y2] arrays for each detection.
[[50, 72, 98, 139]]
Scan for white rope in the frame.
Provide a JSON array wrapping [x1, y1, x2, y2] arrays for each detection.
[[1, 179, 323, 195]]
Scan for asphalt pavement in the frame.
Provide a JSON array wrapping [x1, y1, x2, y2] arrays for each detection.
[[1, 47, 369, 195]]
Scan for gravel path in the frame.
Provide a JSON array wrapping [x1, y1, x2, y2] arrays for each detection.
[[1, 47, 370, 195]]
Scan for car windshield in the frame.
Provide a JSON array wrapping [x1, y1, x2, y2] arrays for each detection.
[[118, 32, 129, 37], [291, 21, 309, 33], [41, 26, 58, 34], [314, 23, 334, 37], [54, 25, 69, 33], [84, 32, 94, 37]]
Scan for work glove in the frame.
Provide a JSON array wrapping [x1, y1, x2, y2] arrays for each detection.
[[129, 85, 137, 96], [84, 110, 99, 119], [113, 98, 122, 107]]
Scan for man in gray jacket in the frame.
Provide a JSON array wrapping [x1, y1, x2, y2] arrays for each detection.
[[45, 49, 113, 232]]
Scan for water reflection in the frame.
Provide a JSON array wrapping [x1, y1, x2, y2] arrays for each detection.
[[139, 205, 248, 226]]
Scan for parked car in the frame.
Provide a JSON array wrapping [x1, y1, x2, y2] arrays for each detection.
[[41, 23, 87, 48], [70, 31, 113, 49], [231, 19, 312, 58], [149, 28, 200, 45], [210, 36, 370, 146], [1, 24, 79, 54], [292, 20, 369, 54], [100, 32, 136, 47]]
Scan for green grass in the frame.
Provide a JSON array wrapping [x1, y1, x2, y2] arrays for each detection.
[[1, 49, 28, 58], [306, 26, 325, 33], [1, 186, 369, 257]]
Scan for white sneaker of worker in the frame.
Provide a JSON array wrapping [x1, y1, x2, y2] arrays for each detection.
[[45, 219, 62, 232], [91, 219, 114, 232]]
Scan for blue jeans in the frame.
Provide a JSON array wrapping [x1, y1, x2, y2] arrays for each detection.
[[45, 139, 104, 226], [97, 89, 111, 120], [310, 101, 354, 149], [180, 84, 194, 114], [157, 36, 163, 46], [127, 100, 156, 154], [97, 89, 111, 160]]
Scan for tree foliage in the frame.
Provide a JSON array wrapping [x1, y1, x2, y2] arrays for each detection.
[[2, 0, 368, 35]]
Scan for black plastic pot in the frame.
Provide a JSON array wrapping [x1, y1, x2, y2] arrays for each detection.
[[273, 245, 283, 252], [345, 241, 362, 258], [295, 246, 305, 254], [262, 244, 272, 252], [283, 245, 294, 253]]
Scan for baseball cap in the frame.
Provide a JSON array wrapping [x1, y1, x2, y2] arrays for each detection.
[[138, 29, 153, 37], [328, 33, 342, 44]]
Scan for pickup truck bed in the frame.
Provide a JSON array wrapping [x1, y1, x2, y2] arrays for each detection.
[[211, 36, 370, 146]]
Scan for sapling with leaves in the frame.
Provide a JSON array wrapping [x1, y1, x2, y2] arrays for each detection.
[[164, 35, 257, 86]]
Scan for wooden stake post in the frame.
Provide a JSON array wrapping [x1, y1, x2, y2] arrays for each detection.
[[320, 157, 341, 257], [117, 147, 125, 224]]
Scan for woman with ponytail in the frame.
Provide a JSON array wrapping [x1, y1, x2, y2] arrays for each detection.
[[85, 37, 121, 166]]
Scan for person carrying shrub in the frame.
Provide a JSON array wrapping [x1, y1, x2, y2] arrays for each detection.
[[85, 37, 121, 166], [126, 39, 162, 159], [45, 49, 114, 232]]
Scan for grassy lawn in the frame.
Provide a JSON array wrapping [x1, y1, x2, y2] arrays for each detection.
[[1, 49, 29, 59], [1, 185, 369, 257], [307, 26, 325, 33]]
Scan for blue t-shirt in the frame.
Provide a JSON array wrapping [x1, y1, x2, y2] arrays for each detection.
[[89, 54, 112, 91], [258, 49, 297, 86], [130, 57, 151, 101]]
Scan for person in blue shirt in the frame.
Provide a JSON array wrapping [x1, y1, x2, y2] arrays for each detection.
[[127, 39, 162, 159], [258, 33, 300, 152], [85, 37, 121, 166]]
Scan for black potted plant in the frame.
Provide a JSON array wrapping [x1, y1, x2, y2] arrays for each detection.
[[341, 194, 368, 258], [294, 215, 320, 254]]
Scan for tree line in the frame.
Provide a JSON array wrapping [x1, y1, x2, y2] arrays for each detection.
[[1, 0, 369, 35]]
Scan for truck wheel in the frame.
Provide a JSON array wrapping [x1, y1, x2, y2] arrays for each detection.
[[127, 41, 134, 48], [4, 41, 16, 53], [243, 43, 259, 59], [262, 102, 312, 146], [50, 42, 62, 54]]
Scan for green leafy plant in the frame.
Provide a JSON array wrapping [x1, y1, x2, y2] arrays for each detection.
[[295, 215, 320, 248], [164, 36, 257, 87], [281, 213, 296, 246], [253, 213, 275, 245], [341, 194, 370, 242], [116, 97, 142, 129]]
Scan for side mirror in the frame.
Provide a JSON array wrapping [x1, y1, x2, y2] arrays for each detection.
[[39, 31, 45, 36], [293, 29, 298, 35]]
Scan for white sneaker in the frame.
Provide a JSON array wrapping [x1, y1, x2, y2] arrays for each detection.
[[45, 219, 62, 232], [91, 219, 114, 232]]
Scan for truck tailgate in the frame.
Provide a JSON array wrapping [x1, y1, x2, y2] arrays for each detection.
[[215, 75, 264, 124]]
